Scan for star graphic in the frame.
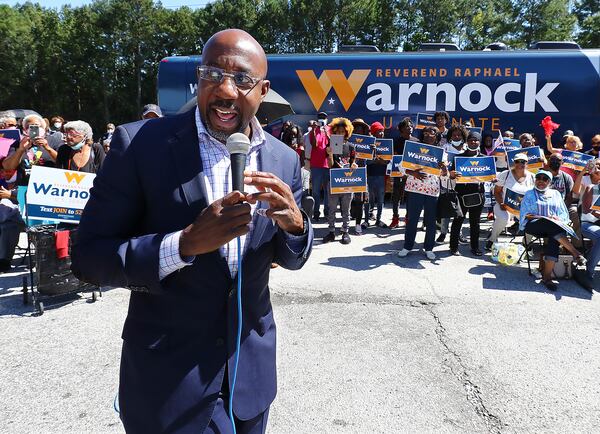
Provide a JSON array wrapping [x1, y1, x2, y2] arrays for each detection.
[[328, 97, 335, 105]]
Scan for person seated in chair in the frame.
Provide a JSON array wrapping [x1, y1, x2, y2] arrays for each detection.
[[520, 170, 586, 291], [577, 159, 600, 291], [0, 162, 25, 272]]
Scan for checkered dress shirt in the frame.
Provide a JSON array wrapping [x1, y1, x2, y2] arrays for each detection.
[[158, 107, 265, 280]]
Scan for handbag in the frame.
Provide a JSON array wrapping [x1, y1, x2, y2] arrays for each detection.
[[460, 192, 483, 208], [437, 179, 460, 218]]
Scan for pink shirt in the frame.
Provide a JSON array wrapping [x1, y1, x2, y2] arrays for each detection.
[[308, 127, 329, 169]]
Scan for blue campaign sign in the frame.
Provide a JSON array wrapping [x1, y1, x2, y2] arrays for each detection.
[[401, 140, 444, 175], [561, 150, 594, 171], [329, 167, 367, 193], [592, 193, 600, 211], [348, 134, 375, 160], [455, 156, 497, 183], [390, 155, 403, 177], [374, 138, 393, 160], [504, 188, 525, 216], [0, 129, 21, 144], [506, 146, 543, 171], [467, 126, 482, 136], [494, 138, 521, 156], [416, 113, 436, 129]]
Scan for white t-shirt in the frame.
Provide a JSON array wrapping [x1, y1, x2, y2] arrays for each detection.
[[581, 177, 598, 223], [496, 169, 535, 199]]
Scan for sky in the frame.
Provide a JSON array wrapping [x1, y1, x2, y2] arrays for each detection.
[[0, 0, 211, 8]]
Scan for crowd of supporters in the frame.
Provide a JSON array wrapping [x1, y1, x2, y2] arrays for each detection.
[[279, 111, 600, 292]]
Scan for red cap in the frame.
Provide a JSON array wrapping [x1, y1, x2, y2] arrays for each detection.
[[370, 122, 385, 135]]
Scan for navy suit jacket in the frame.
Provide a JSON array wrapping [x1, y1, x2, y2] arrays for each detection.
[[71, 108, 313, 433]]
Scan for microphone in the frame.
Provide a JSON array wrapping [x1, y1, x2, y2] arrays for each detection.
[[226, 133, 250, 193]]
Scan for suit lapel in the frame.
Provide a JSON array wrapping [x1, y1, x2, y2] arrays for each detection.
[[168, 109, 230, 278], [250, 135, 284, 250], [168, 109, 209, 217]]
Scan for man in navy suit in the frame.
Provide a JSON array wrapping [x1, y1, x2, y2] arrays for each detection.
[[71, 29, 313, 433]]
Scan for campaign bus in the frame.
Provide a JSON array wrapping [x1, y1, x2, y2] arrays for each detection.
[[157, 48, 600, 145]]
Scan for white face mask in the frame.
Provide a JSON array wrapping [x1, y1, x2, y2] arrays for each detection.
[[451, 140, 463, 147], [535, 185, 549, 193], [291, 138, 297, 145], [53, 122, 62, 129], [467, 143, 479, 150], [107, 128, 114, 134], [318, 119, 327, 126]]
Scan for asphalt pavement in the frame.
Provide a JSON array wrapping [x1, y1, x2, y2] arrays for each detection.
[[0, 206, 598, 433]]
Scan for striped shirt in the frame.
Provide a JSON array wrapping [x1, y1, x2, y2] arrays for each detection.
[[519, 188, 569, 231]]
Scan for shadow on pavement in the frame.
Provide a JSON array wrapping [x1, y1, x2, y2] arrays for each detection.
[[468, 264, 594, 301]]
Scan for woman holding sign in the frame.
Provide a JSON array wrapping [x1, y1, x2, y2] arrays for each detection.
[[485, 152, 535, 250], [448, 131, 487, 256], [520, 170, 586, 291]]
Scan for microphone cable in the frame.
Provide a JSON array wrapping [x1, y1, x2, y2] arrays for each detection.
[[229, 236, 243, 434]]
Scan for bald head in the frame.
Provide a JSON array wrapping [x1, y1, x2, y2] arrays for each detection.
[[197, 29, 270, 143], [202, 29, 267, 78]]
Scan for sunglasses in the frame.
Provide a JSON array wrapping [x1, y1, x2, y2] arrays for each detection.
[[197, 65, 262, 91], [514, 160, 527, 164]]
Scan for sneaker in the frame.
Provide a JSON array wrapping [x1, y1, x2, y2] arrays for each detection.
[[575, 256, 588, 267], [361, 222, 368, 230], [354, 224, 363, 235], [376, 220, 387, 228], [425, 251, 436, 260], [459, 235, 468, 245], [532, 269, 543, 279], [389, 216, 400, 229], [323, 232, 335, 243], [485, 240, 493, 251], [451, 249, 460, 256], [471, 248, 483, 256], [543, 279, 558, 291], [397, 248, 410, 257], [340, 232, 351, 245], [436, 233, 446, 243]]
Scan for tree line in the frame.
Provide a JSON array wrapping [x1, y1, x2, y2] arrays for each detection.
[[0, 0, 598, 136]]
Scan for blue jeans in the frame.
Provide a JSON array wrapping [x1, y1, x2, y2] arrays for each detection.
[[581, 222, 600, 278], [368, 175, 385, 222], [403, 192, 438, 251], [310, 167, 329, 217]]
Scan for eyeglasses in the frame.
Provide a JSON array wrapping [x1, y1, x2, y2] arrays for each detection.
[[197, 65, 262, 91], [515, 160, 527, 164]]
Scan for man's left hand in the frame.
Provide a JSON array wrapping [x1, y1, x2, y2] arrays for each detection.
[[244, 170, 304, 235]]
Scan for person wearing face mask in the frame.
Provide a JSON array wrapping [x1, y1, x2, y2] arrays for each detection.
[[3, 114, 59, 184], [442, 125, 469, 244], [485, 153, 535, 250], [282, 124, 304, 161], [447, 131, 486, 256], [0, 160, 25, 273], [100, 123, 115, 153], [56, 121, 105, 173], [520, 170, 586, 291], [49, 115, 64, 133], [545, 133, 584, 180], [585, 134, 600, 157]]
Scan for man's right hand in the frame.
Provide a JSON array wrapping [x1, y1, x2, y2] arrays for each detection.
[[179, 191, 251, 257]]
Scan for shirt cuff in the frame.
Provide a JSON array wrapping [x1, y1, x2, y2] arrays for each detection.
[[281, 214, 309, 255], [158, 230, 195, 280]]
